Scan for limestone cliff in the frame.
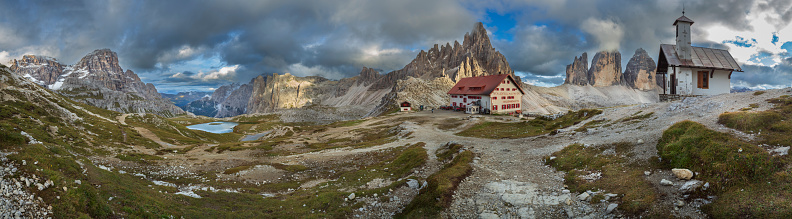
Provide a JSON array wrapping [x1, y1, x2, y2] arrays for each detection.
[[247, 73, 329, 113], [369, 22, 518, 90], [623, 48, 658, 91], [564, 53, 588, 86], [587, 51, 623, 87], [9, 49, 184, 117]]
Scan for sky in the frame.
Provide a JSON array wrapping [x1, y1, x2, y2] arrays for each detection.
[[1, 0, 792, 93]]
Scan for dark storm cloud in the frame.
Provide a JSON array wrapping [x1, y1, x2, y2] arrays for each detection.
[[0, 0, 786, 90], [0, 0, 476, 86]]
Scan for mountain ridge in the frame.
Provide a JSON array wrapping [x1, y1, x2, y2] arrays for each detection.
[[8, 49, 184, 117]]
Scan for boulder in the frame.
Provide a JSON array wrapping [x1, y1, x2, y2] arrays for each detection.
[[406, 179, 420, 190], [577, 192, 590, 201], [679, 180, 703, 193], [672, 168, 694, 180], [606, 203, 619, 214]]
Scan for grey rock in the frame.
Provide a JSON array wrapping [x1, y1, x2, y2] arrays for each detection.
[[606, 203, 618, 214], [660, 179, 673, 186], [679, 180, 703, 193], [406, 179, 419, 189], [348, 193, 355, 200], [577, 192, 590, 201], [676, 200, 685, 207]]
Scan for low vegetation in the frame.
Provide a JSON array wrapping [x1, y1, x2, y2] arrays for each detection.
[[437, 118, 466, 131], [546, 142, 663, 216], [719, 95, 792, 146], [617, 111, 654, 124], [574, 119, 610, 132], [457, 109, 602, 139], [754, 90, 767, 96], [115, 153, 164, 162], [435, 142, 465, 162], [398, 147, 474, 218], [657, 120, 792, 217]]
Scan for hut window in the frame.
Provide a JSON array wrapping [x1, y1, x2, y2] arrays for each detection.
[[697, 71, 709, 89]]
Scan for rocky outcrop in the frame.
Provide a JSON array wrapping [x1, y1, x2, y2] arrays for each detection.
[[587, 51, 622, 87], [564, 53, 588, 86], [369, 22, 518, 90], [367, 77, 456, 116], [623, 48, 658, 91], [9, 55, 64, 85], [247, 73, 329, 113], [9, 49, 184, 117], [216, 83, 253, 117]]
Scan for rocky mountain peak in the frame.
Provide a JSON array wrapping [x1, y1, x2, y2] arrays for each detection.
[[587, 50, 622, 87], [357, 67, 381, 86], [74, 49, 123, 74], [564, 52, 589, 86], [623, 48, 658, 91]]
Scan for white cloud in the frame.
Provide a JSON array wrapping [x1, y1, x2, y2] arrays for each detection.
[[702, 0, 792, 66], [0, 51, 11, 65], [581, 18, 624, 51], [156, 45, 208, 66], [286, 63, 347, 80], [170, 65, 240, 81]]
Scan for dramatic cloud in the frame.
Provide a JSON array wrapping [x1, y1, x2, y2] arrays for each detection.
[[581, 18, 624, 51], [0, 0, 789, 92]]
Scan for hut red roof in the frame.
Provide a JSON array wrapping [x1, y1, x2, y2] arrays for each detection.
[[447, 74, 524, 95]]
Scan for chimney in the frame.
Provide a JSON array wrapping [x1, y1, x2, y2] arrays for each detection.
[[673, 12, 694, 60]]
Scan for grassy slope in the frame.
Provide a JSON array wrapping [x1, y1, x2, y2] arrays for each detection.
[[456, 109, 602, 139], [1, 68, 433, 217], [546, 143, 664, 216], [397, 147, 474, 218], [657, 121, 791, 218]]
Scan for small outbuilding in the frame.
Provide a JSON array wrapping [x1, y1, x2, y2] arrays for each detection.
[[399, 101, 411, 112], [656, 11, 742, 96]]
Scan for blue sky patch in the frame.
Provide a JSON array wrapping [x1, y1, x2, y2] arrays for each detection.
[[484, 10, 516, 42], [723, 36, 757, 48]]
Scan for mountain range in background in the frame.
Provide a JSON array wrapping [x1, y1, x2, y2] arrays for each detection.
[[8, 49, 184, 116], [7, 22, 661, 120], [160, 91, 213, 108], [184, 22, 522, 120]]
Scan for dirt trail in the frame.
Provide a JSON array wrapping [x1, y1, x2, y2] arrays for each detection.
[[133, 127, 176, 148], [117, 113, 130, 125]]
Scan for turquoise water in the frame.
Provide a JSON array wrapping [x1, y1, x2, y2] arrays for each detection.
[[186, 122, 239, 134]]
